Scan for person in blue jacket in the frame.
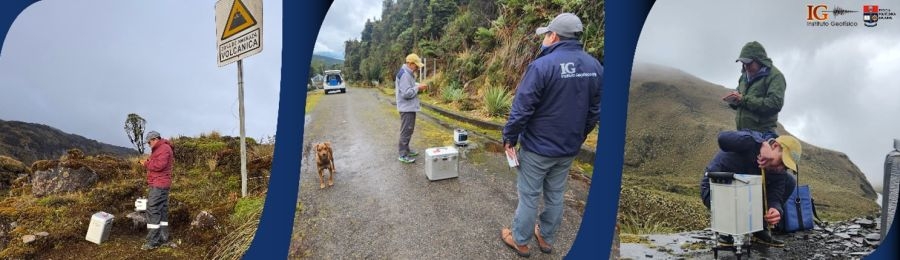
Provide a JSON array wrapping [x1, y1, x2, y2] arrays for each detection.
[[499, 12, 603, 257], [700, 130, 802, 248]]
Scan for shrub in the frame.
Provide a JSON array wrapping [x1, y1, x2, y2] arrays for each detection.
[[440, 84, 465, 104], [484, 86, 513, 117]]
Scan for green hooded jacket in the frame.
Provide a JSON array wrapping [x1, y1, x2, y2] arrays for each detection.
[[731, 41, 785, 132]]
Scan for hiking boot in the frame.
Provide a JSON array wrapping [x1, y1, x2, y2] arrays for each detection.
[[717, 234, 734, 246], [752, 231, 785, 247], [534, 224, 552, 254], [501, 228, 531, 257], [140, 243, 159, 250], [407, 151, 419, 157], [398, 155, 416, 164]]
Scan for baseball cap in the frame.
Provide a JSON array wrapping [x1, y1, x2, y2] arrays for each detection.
[[406, 53, 424, 67], [775, 135, 802, 172], [535, 13, 583, 38], [145, 131, 161, 141]]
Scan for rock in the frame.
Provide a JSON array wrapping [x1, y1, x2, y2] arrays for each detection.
[[34, 231, 48, 237], [126, 211, 148, 230], [852, 237, 864, 244], [0, 156, 28, 189], [835, 233, 851, 239], [31, 166, 99, 197], [865, 239, 880, 247], [850, 252, 870, 256], [190, 211, 217, 229], [865, 233, 881, 241], [645, 254, 654, 258], [825, 228, 834, 233], [22, 235, 36, 244], [855, 219, 876, 228], [847, 224, 861, 229]]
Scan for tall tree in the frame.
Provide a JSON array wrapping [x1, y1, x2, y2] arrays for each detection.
[[124, 113, 147, 154]]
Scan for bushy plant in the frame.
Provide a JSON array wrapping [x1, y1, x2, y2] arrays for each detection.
[[440, 83, 465, 104], [484, 85, 512, 117]]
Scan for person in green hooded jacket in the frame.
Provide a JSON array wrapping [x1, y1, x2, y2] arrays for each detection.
[[723, 41, 786, 137]]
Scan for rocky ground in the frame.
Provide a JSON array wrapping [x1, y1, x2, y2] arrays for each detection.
[[620, 216, 886, 259]]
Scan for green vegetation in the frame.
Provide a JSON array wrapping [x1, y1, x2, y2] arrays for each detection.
[[307, 54, 344, 85], [618, 63, 879, 234], [0, 131, 273, 259], [483, 85, 512, 117], [306, 91, 325, 113], [344, 0, 604, 118]]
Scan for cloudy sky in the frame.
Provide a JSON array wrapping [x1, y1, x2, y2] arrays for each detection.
[[0, 0, 283, 150], [313, 0, 383, 59], [635, 0, 900, 190]]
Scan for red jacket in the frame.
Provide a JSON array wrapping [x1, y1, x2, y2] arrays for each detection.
[[144, 138, 174, 188]]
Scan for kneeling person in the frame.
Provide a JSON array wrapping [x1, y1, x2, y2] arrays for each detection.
[[699, 130, 802, 247]]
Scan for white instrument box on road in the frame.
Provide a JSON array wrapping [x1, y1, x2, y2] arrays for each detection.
[[424, 146, 459, 181]]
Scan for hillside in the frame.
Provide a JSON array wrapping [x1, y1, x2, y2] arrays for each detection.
[[617, 63, 879, 233], [0, 131, 273, 259], [0, 119, 137, 164], [312, 53, 344, 67], [342, 0, 603, 118]]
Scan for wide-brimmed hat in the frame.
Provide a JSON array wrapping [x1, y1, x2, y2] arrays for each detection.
[[405, 53, 424, 67], [775, 135, 802, 172]]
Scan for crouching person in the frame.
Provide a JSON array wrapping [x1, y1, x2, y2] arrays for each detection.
[[699, 130, 801, 247], [140, 130, 174, 250]]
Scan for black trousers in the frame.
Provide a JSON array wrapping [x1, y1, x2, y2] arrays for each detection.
[[398, 112, 416, 156], [146, 187, 170, 245]]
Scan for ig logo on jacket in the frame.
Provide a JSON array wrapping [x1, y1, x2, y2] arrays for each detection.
[[559, 62, 598, 79]]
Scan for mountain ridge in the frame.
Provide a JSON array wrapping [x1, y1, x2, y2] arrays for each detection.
[[0, 119, 137, 164], [618, 63, 878, 232]]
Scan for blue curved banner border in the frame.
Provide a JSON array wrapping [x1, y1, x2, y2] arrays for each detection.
[[0, 1, 895, 259]]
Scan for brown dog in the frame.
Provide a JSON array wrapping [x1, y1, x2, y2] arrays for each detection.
[[315, 142, 336, 189]]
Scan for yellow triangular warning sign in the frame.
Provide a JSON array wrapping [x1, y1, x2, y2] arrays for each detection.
[[221, 0, 258, 40]]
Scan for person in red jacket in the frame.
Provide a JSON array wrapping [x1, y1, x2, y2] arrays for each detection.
[[139, 130, 174, 250]]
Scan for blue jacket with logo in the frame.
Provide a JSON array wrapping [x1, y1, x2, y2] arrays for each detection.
[[502, 40, 603, 157]]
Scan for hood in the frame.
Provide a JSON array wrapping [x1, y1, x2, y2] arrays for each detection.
[[737, 41, 775, 69]]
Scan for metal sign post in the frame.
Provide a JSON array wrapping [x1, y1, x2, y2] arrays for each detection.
[[238, 60, 247, 197], [216, 0, 263, 197]]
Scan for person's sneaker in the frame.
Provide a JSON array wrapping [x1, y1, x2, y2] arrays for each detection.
[[398, 155, 416, 164], [140, 243, 159, 250], [717, 234, 734, 246], [407, 151, 419, 157], [752, 231, 785, 247]]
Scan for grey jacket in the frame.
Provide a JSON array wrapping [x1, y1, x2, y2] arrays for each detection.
[[395, 64, 420, 112]]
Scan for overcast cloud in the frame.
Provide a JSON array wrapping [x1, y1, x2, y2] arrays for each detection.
[[635, 0, 900, 189], [312, 0, 383, 58], [0, 0, 282, 150]]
